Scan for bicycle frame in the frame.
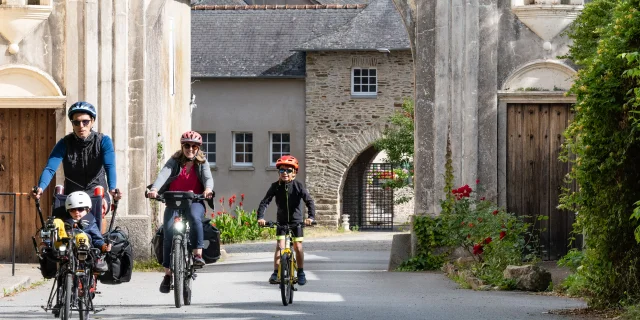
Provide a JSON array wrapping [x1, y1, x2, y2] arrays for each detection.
[[277, 226, 298, 285]]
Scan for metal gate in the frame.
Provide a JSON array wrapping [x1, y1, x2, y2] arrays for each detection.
[[342, 163, 394, 230]]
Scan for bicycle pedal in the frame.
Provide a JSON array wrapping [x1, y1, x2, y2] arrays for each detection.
[[293, 287, 298, 291], [192, 273, 198, 280]]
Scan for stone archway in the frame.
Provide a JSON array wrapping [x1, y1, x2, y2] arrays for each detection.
[[306, 126, 385, 228], [0, 64, 65, 106]]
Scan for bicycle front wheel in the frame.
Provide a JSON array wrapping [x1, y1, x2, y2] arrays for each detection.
[[280, 253, 290, 306], [173, 237, 184, 308], [61, 273, 72, 320], [288, 257, 295, 304]]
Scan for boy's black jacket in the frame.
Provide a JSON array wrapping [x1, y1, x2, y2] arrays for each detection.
[[257, 180, 315, 223]]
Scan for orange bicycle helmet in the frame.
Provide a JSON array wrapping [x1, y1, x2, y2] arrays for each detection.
[[276, 155, 299, 170], [180, 131, 202, 145]]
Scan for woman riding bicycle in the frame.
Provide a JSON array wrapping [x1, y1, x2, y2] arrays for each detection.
[[147, 130, 214, 294]]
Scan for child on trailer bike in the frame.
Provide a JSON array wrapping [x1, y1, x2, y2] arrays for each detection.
[[257, 155, 315, 285], [55, 191, 112, 272], [147, 131, 214, 294]]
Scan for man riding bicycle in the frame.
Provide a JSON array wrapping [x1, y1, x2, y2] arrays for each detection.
[[33, 101, 123, 215], [257, 155, 315, 285], [147, 131, 214, 293]]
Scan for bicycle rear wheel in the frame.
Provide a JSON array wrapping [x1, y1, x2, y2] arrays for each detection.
[[61, 273, 72, 320], [184, 268, 192, 305], [173, 237, 184, 308], [280, 254, 290, 306], [78, 276, 90, 320]]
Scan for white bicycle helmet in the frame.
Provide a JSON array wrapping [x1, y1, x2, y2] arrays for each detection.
[[65, 191, 92, 210]]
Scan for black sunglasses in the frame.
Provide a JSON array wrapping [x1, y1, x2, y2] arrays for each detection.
[[279, 168, 295, 174], [71, 119, 91, 127], [182, 143, 200, 150]]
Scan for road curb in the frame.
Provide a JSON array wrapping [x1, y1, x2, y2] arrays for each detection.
[[0, 275, 32, 297]]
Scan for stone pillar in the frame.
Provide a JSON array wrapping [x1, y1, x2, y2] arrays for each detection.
[[392, 0, 498, 215]]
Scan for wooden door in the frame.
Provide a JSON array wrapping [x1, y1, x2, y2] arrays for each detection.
[[507, 103, 577, 261], [0, 109, 56, 262]]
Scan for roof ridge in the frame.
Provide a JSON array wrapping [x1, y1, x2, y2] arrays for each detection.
[[192, 4, 367, 10]]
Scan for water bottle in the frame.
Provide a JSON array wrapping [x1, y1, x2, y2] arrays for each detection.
[[54, 185, 64, 195], [94, 186, 104, 198]]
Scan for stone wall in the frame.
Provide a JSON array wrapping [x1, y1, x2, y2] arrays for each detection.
[[305, 50, 414, 226]]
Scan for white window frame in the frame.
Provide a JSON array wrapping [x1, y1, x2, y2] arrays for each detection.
[[233, 132, 253, 166], [201, 132, 216, 166], [269, 132, 291, 167], [351, 67, 378, 96]]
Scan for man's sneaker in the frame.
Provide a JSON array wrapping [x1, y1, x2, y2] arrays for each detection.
[[268, 272, 279, 284], [193, 254, 206, 267], [159, 275, 171, 293], [297, 271, 307, 285], [94, 258, 108, 273]]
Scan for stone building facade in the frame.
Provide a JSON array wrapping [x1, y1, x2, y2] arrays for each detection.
[[304, 51, 414, 226], [0, 0, 192, 261]]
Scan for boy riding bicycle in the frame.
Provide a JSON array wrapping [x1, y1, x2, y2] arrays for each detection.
[[257, 155, 315, 285]]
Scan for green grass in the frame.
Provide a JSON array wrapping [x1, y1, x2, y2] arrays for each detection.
[[3, 278, 49, 297], [133, 259, 164, 272]]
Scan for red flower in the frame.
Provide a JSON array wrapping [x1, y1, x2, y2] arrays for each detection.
[[229, 198, 233, 207], [473, 244, 484, 255], [477, 217, 483, 222], [211, 213, 215, 218], [241, 194, 245, 201], [212, 223, 216, 227], [480, 197, 486, 201], [460, 221, 466, 226], [244, 222, 249, 226], [476, 179, 480, 184], [220, 197, 224, 204], [239, 202, 243, 207], [492, 210, 499, 216], [484, 237, 492, 244], [452, 184, 473, 199], [217, 211, 222, 216], [468, 223, 474, 228], [467, 234, 471, 239], [500, 231, 506, 240]]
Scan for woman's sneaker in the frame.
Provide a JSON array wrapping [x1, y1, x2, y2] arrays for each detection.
[[159, 275, 171, 293], [193, 254, 206, 267]]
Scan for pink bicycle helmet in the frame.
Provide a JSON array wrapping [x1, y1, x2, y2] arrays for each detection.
[[180, 131, 202, 145]]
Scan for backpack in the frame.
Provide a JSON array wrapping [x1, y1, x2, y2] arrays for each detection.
[[152, 225, 164, 265], [202, 219, 221, 264], [98, 227, 133, 284], [38, 248, 58, 279]]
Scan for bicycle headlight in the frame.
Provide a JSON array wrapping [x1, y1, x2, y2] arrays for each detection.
[[59, 244, 67, 252], [174, 220, 185, 232]]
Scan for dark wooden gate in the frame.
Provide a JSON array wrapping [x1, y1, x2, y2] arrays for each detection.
[[343, 162, 394, 230], [0, 109, 56, 262], [507, 103, 580, 261]]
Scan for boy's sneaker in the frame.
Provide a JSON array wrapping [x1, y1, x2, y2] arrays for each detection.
[[268, 272, 279, 284], [159, 275, 171, 293], [297, 271, 307, 285], [94, 258, 108, 273]]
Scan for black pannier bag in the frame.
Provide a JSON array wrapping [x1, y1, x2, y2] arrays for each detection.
[[98, 227, 133, 284], [38, 249, 58, 279], [202, 218, 221, 264], [152, 225, 164, 265]]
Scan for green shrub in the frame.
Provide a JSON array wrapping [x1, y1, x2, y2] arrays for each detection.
[[210, 194, 275, 244], [559, 0, 640, 308]]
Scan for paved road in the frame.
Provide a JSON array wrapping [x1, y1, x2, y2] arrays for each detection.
[[0, 232, 589, 320]]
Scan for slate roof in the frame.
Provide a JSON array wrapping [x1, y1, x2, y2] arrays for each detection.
[[295, 0, 410, 51], [192, 5, 364, 78]]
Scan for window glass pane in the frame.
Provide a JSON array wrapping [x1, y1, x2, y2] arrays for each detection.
[[371, 76, 376, 83], [354, 85, 361, 92], [354, 77, 361, 84], [283, 144, 290, 153], [246, 154, 253, 162], [236, 144, 244, 152], [235, 154, 243, 162], [362, 77, 368, 84], [370, 69, 376, 76], [369, 85, 376, 92], [235, 134, 244, 142], [273, 154, 280, 163], [362, 86, 369, 92], [362, 69, 369, 77], [282, 134, 290, 142], [273, 134, 281, 143], [273, 144, 281, 152], [246, 134, 253, 142], [246, 144, 253, 152], [208, 154, 215, 162], [354, 69, 360, 76]]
